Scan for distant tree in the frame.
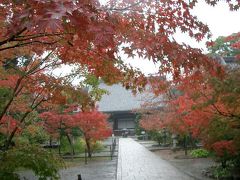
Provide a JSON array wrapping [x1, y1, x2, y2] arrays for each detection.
[[73, 111, 112, 158], [144, 68, 240, 165], [208, 32, 240, 58]]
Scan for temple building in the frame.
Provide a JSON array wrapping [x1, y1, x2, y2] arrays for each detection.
[[97, 83, 146, 136]]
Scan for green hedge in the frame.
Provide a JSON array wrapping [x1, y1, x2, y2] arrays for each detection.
[[190, 148, 210, 158]]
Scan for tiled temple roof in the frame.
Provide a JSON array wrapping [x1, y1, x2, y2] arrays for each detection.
[[97, 83, 146, 112]]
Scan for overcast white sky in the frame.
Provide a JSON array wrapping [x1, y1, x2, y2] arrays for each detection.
[[126, 1, 240, 75]]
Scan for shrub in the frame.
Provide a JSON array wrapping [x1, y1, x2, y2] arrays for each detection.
[[190, 148, 210, 158], [0, 144, 64, 180], [60, 137, 85, 154], [212, 165, 231, 179], [73, 138, 85, 153], [22, 125, 49, 144], [91, 141, 104, 153]]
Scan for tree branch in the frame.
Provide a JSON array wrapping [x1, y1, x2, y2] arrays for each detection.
[[0, 78, 24, 122], [0, 28, 27, 47], [14, 32, 73, 41], [4, 98, 47, 150], [104, 1, 142, 12], [199, 91, 235, 118], [0, 40, 59, 52]]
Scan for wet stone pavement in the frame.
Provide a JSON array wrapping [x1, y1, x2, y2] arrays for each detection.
[[59, 158, 117, 180], [20, 157, 117, 180], [117, 138, 193, 180]]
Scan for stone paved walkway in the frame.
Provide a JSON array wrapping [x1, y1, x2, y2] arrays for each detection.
[[117, 138, 193, 180]]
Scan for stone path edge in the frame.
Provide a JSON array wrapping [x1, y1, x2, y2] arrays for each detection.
[[116, 138, 121, 180]]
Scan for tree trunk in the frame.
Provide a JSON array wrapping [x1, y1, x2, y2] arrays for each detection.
[[184, 135, 188, 156], [58, 135, 62, 155], [49, 137, 52, 152], [66, 133, 75, 155], [49, 137, 52, 147], [85, 138, 92, 158], [221, 160, 227, 168]]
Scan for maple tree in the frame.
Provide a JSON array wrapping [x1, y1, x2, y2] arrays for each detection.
[[140, 63, 240, 166], [0, 53, 64, 149], [139, 30, 240, 158], [39, 82, 111, 157], [40, 110, 75, 154], [38, 88, 82, 154], [73, 110, 112, 157], [40, 107, 112, 158]]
